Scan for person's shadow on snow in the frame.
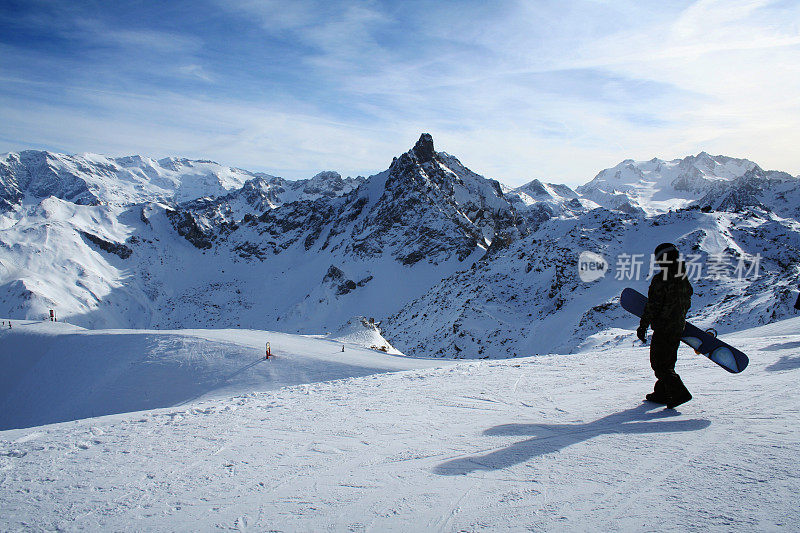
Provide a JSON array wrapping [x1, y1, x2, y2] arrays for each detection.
[[433, 402, 711, 475], [765, 355, 800, 372]]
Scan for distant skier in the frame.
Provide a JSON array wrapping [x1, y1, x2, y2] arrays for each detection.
[[637, 242, 694, 409], [265, 342, 271, 360]]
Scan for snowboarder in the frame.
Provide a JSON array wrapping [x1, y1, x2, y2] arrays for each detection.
[[637, 242, 694, 409]]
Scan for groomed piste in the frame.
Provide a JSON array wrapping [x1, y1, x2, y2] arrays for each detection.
[[2, 317, 799, 530]]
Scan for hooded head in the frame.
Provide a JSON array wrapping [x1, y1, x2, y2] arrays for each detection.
[[653, 242, 685, 278], [654, 242, 679, 263]]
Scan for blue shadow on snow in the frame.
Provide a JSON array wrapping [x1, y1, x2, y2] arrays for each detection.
[[765, 355, 800, 372], [433, 402, 711, 475]]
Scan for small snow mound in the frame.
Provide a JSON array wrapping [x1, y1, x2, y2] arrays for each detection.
[[331, 316, 403, 355]]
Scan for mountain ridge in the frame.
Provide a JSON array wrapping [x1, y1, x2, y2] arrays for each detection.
[[1, 135, 798, 359]]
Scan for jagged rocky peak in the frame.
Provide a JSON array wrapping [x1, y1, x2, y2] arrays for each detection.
[[386, 133, 439, 177], [383, 134, 510, 210], [412, 133, 436, 163]]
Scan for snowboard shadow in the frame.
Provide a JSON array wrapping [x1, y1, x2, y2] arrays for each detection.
[[433, 403, 711, 476], [762, 341, 800, 352], [765, 354, 800, 372]]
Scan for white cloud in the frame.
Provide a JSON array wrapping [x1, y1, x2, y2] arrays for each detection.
[[178, 64, 214, 82], [1, 0, 798, 185], [0, 87, 413, 179]]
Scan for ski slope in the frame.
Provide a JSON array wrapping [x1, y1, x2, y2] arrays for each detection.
[[2, 318, 799, 531], [0, 319, 441, 431]]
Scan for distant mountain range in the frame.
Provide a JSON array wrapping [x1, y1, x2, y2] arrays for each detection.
[[1, 135, 798, 358]]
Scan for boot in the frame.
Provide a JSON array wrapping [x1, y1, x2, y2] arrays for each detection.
[[666, 376, 692, 409], [666, 389, 692, 409], [646, 380, 668, 404], [645, 392, 668, 404]]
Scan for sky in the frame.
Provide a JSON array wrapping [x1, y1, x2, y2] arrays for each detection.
[[0, 0, 798, 186]]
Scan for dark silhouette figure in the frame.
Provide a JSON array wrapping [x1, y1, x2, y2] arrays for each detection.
[[433, 403, 711, 476], [637, 243, 693, 409]]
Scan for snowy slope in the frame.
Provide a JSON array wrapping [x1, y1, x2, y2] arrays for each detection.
[[385, 206, 800, 359], [575, 152, 795, 215], [2, 318, 798, 530], [0, 319, 443, 431], [331, 316, 402, 354]]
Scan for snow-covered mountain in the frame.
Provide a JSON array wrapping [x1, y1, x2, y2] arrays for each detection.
[[576, 152, 795, 215], [0, 150, 362, 210], [385, 205, 800, 358], [1, 136, 798, 359]]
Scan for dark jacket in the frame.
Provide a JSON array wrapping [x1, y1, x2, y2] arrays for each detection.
[[640, 264, 693, 336]]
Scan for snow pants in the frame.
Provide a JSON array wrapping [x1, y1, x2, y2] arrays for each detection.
[[650, 330, 690, 398]]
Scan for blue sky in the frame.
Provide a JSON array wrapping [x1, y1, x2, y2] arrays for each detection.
[[1, 0, 798, 185]]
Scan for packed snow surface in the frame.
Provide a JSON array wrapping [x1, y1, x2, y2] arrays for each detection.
[[0, 319, 434, 431], [2, 317, 799, 531]]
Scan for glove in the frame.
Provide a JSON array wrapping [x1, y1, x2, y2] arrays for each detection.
[[636, 325, 648, 343]]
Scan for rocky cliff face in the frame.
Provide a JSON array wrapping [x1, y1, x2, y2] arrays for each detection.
[[175, 134, 522, 266]]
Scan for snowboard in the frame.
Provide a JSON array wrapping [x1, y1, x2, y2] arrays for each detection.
[[620, 287, 749, 374]]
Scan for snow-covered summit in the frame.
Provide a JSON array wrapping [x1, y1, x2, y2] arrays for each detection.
[[190, 133, 521, 264], [505, 179, 596, 223], [694, 166, 800, 217], [0, 150, 362, 211], [576, 152, 775, 214], [0, 151, 264, 208]]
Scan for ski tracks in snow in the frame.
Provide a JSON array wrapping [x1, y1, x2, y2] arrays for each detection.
[[2, 329, 800, 530]]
